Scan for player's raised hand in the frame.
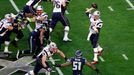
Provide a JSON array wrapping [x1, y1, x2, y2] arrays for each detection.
[[91, 3, 98, 9]]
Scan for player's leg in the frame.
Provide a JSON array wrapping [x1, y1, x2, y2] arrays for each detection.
[[44, 28, 51, 44], [97, 44, 103, 56], [11, 30, 24, 47], [59, 13, 72, 41], [90, 34, 99, 64], [16, 31, 38, 59], [25, 58, 43, 75], [39, 29, 45, 46], [33, 37, 41, 58], [49, 13, 58, 32], [4, 31, 12, 53], [23, 5, 35, 16]]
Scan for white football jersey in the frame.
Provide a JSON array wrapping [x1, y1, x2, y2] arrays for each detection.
[[37, 46, 53, 58], [88, 14, 103, 34], [35, 12, 48, 30], [0, 19, 12, 31], [53, 0, 62, 12]]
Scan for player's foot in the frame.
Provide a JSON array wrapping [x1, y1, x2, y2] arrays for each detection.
[[98, 49, 103, 56], [4, 51, 12, 54], [11, 40, 18, 47], [91, 60, 98, 64], [16, 50, 22, 59], [63, 38, 72, 42]]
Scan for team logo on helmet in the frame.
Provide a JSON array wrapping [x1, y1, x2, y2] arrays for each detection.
[[49, 42, 57, 48]]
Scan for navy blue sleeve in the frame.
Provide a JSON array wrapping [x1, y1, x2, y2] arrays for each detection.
[[14, 13, 23, 23]]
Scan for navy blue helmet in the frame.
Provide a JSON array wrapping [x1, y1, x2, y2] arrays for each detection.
[[75, 50, 82, 57]]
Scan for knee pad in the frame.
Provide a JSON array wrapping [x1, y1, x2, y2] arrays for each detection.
[[64, 26, 69, 32]]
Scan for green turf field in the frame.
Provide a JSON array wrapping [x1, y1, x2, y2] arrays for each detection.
[[0, 0, 134, 75]]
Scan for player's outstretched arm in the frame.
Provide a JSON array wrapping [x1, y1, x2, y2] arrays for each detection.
[[55, 62, 72, 67], [41, 55, 48, 68], [85, 3, 98, 13], [56, 49, 68, 61]]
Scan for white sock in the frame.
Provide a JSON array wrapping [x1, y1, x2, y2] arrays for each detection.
[[93, 48, 98, 61], [97, 45, 103, 52], [63, 26, 69, 40], [4, 41, 10, 52], [15, 37, 19, 41], [63, 31, 69, 40]]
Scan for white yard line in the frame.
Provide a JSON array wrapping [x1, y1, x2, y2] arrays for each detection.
[[125, 0, 134, 10], [49, 57, 64, 75], [125, 0, 134, 8], [108, 6, 114, 11], [122, 54, 128, 60], [99, 56, 105, 62], [9, 0, 20, 13], [9, 0, 33, 32], [8, 69, 19, 75], [47, 59, 61, 62]]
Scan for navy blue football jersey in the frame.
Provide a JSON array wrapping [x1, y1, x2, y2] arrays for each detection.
[[68, 57, 87, 75]]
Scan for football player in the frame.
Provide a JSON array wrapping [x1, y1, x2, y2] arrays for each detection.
[[16, 5, 51, 59], [86, 3, 103, 64], [25, 42, 67, 75], [49, 0, 72, 42], [23, 0, 51, 15], [0, 14, 17, 53], [55, 50, 100, 75], [10, 11, 33, 47]]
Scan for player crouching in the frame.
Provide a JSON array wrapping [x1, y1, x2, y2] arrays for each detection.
[[25, 42, 67, 75]]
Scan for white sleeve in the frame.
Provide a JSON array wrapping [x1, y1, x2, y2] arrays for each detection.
[[96, 22, 103, 28]]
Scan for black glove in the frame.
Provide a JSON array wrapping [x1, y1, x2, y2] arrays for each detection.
[[54, 64, 61, 67], [64, 57, 68, 61]]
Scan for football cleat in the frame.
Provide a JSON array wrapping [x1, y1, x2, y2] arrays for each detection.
[[63, 38, 72, 42], [16, 50, 22, 59], [91, 60, 98, 65]]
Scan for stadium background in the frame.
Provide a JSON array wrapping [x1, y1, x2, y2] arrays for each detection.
[[0, 0, 134, 75]]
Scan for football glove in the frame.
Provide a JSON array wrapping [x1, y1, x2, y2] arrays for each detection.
[[54, 64, 61, 67], [64, 57, 68, 61]]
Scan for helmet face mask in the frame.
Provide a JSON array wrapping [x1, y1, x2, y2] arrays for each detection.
[[36, 5, 44, 15], [75, 50, 82, 57]]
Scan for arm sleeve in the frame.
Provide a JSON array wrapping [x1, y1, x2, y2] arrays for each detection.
[[96, 22, 103, 28]]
